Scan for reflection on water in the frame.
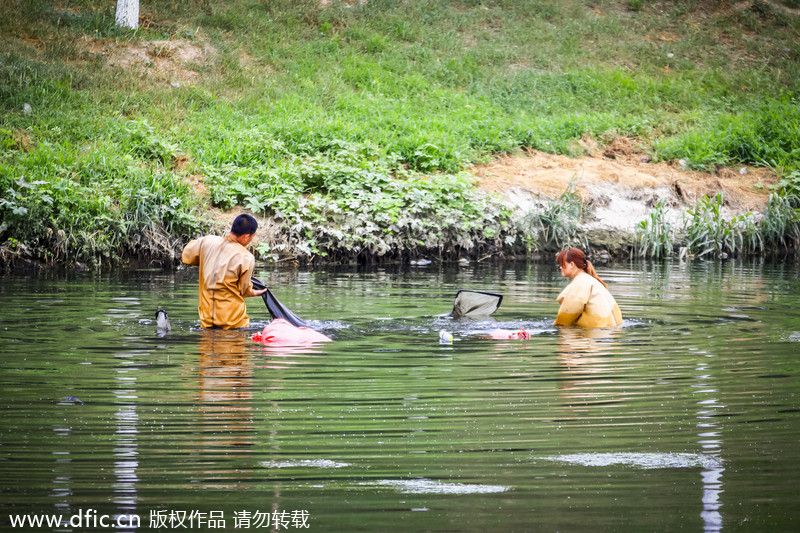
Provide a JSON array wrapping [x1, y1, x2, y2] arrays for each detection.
[[197, 330, 253, 440], [264, 460, 352, 469], [196, 330, 256, 491], [361, 479, 509, 495], [114, 359, 139, 532], [540, 452, 722, 470], [695, 359, 724, 533], [1, 261, 799, 532]]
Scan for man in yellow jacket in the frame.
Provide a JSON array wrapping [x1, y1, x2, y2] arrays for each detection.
[[181, 214, 267, 329]]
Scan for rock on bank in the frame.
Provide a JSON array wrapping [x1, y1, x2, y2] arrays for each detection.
[[471, 141, 778, 256]]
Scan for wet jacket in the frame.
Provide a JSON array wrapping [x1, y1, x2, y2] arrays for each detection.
[[181, 234, 257, 329], [554, 271, 623, 328]]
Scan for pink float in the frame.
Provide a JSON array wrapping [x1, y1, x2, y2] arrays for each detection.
[[251, 318, 332, 346], [488, 328, 530, 340]]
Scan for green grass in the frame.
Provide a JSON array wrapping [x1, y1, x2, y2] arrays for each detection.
[[0, 138, 204, 266], [1, 0, 800, 265]]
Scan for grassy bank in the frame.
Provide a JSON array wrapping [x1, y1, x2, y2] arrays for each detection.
[[1, 0, 800, 266]]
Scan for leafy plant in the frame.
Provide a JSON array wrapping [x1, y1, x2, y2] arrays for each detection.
[[121, 120, 177, 167], [681, 193, 762, 259], [633, 198, 673, 258], [760, 189, 800, 252], [0, 142, 205, 266], [204, 141, 516, 262], [519, 181, 586, 253]]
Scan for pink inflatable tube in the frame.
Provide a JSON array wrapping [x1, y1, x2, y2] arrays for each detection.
[[251, 318, 333, 346]]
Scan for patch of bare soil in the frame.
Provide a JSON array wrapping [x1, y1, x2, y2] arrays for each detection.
[[84, 36, 218, 85], [471, 137, 779, 248]]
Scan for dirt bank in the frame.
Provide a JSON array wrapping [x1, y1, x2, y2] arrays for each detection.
[[206, 140, 779, 261], [471, 138, 779, 252]]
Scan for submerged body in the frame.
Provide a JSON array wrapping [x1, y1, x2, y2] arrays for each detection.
[[554, 271, 623, 328], [182, 234, 259, 329]]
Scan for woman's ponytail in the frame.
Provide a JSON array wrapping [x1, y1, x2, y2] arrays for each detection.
[[583, 259, 607, 288], [558, 247, 608, 288]]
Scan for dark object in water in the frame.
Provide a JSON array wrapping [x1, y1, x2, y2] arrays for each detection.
[[61, 396, 84, 405], [449, 290, 503, 318], [251, 278, 310, 328], [155, 309, 171, 333]]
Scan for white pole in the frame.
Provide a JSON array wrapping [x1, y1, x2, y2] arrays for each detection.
[[115, 0, 139, 30]]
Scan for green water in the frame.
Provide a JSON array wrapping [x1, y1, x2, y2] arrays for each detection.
[[1, 261, 799, 532]]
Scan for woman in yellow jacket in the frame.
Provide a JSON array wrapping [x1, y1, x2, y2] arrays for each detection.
[[554, 247, 622, 328]]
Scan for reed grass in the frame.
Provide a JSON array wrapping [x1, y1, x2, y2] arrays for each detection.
[[519, 181, 587, 253], [676, 193, 760, 259], [760, 189, 800, 252], [633, 198, 673, 258]]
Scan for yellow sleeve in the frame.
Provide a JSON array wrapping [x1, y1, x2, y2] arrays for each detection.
[[237, 253, 256, 298], [181, 237, 202, 266], [554, 276, 592, 326]]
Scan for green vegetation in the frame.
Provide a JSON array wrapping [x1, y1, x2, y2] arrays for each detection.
[[519, 181, 587, 253], [1, 0, 800, 266], [681, 193, 762, 258], [205, 141, 515, 261], [759, 189, 800, 252], [633, 189, 800, 259], [654, 99, 800, 173], [0, 133, 204, 266], [633, 198, 673, 259]]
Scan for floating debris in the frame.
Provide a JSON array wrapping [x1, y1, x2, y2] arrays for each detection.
[[59, 396, 84, 405]]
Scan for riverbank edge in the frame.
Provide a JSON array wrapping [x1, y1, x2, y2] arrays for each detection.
[[2, 206, 796, 273], [3, 153, 797, 271]]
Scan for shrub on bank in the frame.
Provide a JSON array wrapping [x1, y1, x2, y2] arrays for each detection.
[[633, 191, 800, 259], [0, 141, 205, 266], [204, 140, 517, 261]]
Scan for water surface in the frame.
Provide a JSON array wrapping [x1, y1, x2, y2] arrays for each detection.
[[1, 260, 799, 532]]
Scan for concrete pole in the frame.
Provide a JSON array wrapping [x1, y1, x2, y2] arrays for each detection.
[[115, 0, 139, 30]]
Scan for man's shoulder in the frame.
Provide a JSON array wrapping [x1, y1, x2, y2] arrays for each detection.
[[186, 234, 223, 246], [226, 240, 255, 262], [235, 246, 256, 262]]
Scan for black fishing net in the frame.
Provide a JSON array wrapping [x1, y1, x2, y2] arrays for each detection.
[[251, 278, 310, 328]]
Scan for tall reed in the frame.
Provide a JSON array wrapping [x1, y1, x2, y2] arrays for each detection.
[[633, 198, 673, 258], [519, 181, 587, 253]]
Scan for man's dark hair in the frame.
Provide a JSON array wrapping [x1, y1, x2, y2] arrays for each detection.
[[231, 214, 258, 236]]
